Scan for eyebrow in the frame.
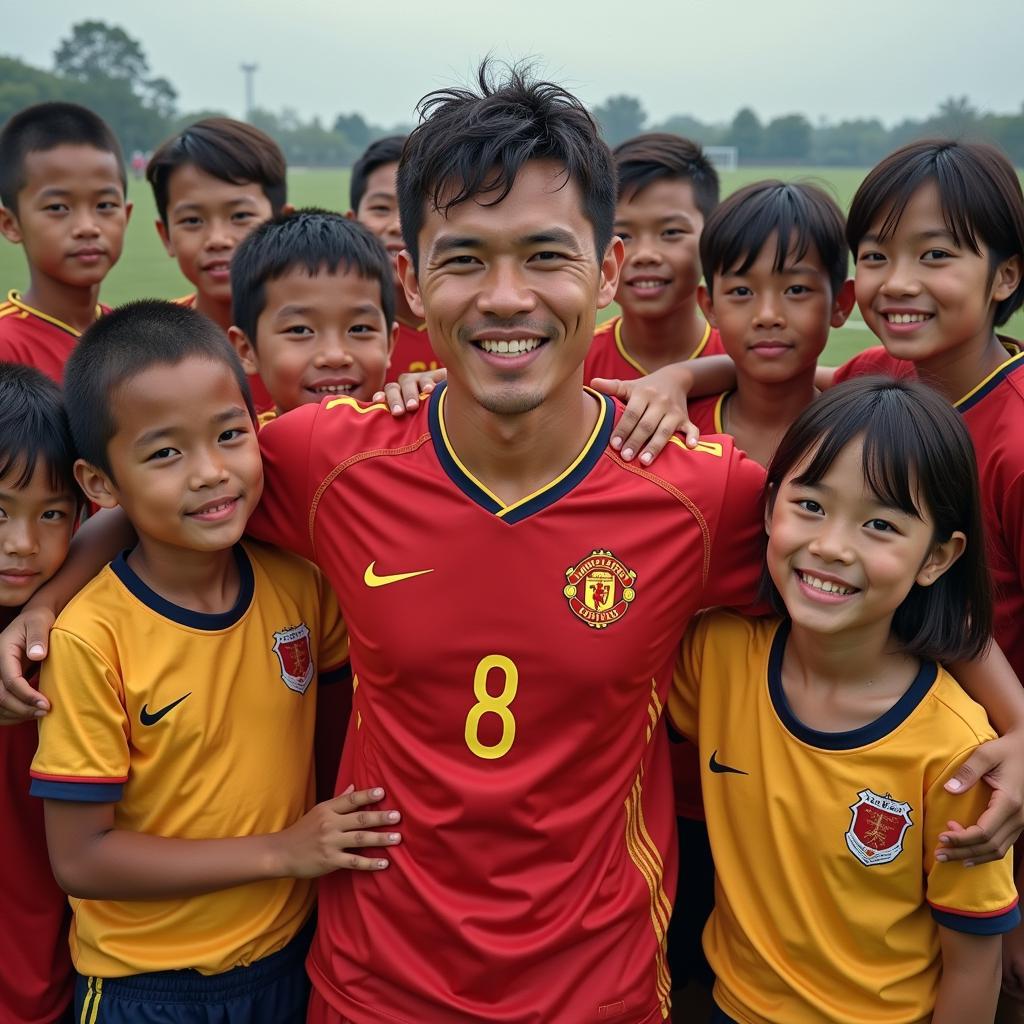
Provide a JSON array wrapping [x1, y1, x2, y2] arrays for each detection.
[[365, 191, 395, 202], [860, 228, 957, 245], [0, 487, 73, 503], [172, 196, 261, 214], [134, 406, 249, 448], [795, 478, 909, 513], [430, 227, 583, 258], [614, 213, 696, 226], [38, 185, 121, 198]]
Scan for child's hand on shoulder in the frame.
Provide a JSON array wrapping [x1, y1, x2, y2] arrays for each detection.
[[375, 368, 447, 415], [273, 785, 401, 877]]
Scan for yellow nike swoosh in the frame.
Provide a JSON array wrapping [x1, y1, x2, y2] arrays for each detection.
[[364, 561, 434, 588]]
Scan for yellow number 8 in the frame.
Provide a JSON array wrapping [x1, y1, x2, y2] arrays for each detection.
[[465, 655, 518, 760]]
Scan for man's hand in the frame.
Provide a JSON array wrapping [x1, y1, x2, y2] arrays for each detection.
[[0, 605, 56, 723], [937, 733, 1024, 864], [374, 368, 447, 415]]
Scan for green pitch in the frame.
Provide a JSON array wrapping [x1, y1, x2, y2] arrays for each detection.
[[0, 166, 1019, 366]]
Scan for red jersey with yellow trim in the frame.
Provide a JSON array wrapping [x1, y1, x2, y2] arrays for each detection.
[[173, 293, 274, 412], [248, 386, 766, 1024], [835, 343, 1024, 681], [831, 344, 914, 386], [584, 315, 725, 383], [390, 319, 442, 377], [0, 290, 108, 383], [0, 608, 73, 1023]]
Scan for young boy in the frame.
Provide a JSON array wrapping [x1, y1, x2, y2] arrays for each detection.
[[29, 301, 400, 1022], [585, 133, 725, 383], [0, 363, 81, 1024], [146, 117, 290, 409], [348, 135, 440, 376], [0, 102, 131, 382], [228, 209, 396, 425]]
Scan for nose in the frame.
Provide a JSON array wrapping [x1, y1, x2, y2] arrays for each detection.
[[477, 259, 536, 319], [752, 292, 785, 330], [314, 332, 354, 368], [188, 446, 231, 490], [204, 217, 234, 251], [879, 254, 921, 298], [807, 518, 855, 564], [71, 208, 101, 239], [628, 233, 662, 266], [2, 518, 38, 557]]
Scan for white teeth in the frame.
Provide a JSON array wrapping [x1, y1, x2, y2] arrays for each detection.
[[479, 338, 542, 356], [885, 313, 931, 324], [798, 571, 856, 596], [312, 383, 355, 394], [632, 280, 666, 290]]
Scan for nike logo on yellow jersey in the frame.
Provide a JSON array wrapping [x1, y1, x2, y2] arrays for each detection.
[[709, 750, 748, 776], [140, 692, 191, 725], [363, 561, 434, 588]]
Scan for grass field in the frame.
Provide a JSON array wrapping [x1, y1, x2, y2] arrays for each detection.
[[2, 166, 1020, 367]]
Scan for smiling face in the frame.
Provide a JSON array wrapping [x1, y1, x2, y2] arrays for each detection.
[[766, 437, 961, 641], [854, 181, 1020, 365], [80, 356, 263, 555], [0, 144, 130, 289], [614, 178, 704, 319], [397, 159, 621, 417], [156, 164, 274, 305], [0, 463, 76, 607], [230, 265, 395, 412], [701, 233, 852, 385]]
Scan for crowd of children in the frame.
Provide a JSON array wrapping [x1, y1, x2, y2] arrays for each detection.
[[1, 64, 1024, 1024]]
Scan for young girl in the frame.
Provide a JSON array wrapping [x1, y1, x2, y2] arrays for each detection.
[[670, 377, 1019, 1024]]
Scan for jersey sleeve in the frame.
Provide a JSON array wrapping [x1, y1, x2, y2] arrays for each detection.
[[668, 613, 709, 741], [29, 628, 129, 803], [316, 572, 350, 682], [924, 748, 1021, 934], [247, 403, 321, 561], [701, 444, 767, 609], [832, 347, 914, 386]]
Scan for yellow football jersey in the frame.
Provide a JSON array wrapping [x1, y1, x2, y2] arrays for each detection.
[[31, 540, 349, 978], [669, 610, 1019, 1024]]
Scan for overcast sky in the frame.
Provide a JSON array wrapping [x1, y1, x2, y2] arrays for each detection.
[[6, 0, 1018, 128]]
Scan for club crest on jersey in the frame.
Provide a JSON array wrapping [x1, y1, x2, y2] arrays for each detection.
[[845, 789, 913, 866], [563, 550, 636, 629], [272, 624, 314, 694]]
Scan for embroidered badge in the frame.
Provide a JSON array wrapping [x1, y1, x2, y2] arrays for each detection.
[[846, 789, 913, 866], [272, 623, 314, 694], [563, 550, 637, 629]]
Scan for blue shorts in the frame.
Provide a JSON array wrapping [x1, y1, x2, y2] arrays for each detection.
[[73, 919, 312, 1024]]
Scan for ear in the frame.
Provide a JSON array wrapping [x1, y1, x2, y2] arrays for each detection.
[[123, 200, 134, 225], [155, 219, 175, 257], [396, 249, 424, 319], [992, 254, 1022, 304], [74, 459, 119, 511], [227, 325, 260, 376], [385, 321, 398, 368], [596, 236, 624, 310], [0, 205, 22, 245], [830, 279, 856, 328], [280, 202, 295, 216], [696, 284, 717, 328], [915, 531, 966, 588]]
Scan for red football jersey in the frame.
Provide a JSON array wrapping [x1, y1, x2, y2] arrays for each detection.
[[584, 315, 725, 383], [249, 386, 765, 1023], [389, 319, 442, 377], [173, 292, 274, 412], [835, 343, 1024, 681], [0, 609, 73, 1022], [0, 290, 107, 383]]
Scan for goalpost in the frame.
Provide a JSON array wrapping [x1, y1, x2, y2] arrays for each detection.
[[704, 146, 739, 172]]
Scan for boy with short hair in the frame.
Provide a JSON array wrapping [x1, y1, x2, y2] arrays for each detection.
[[0, 102, 131, 382], [228, 209, 397, 425], [585, 133, 724, 383], [348, 135, 441, 375], [146, 117, 290, 409], [30, 301, 400, 1023], [0, 362, 82, 1024]]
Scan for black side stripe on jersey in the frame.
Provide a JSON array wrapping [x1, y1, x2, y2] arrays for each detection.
[[955, 349, 1024, 414], [428, 382, 616, 524], [767, 620, 938, 750]]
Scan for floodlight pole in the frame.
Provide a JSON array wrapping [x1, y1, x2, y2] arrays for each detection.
[[241, 63, 258, 120]]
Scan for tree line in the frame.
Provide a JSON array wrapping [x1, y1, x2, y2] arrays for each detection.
[[2, 21, 1022, 168]]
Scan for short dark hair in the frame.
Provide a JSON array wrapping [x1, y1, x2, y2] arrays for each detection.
[[231, 208, 395, 344], [613, 133, 719, 219], [0, 363, 79, 502], [846, 139, 1024, 327], [64, 300, 254, 478], [146, 117, 287, 227], [762, 377, 991, 664], [701, 180, 848, 299], [350, 135, 406, 211], [397, 60, 616, 270], [0, 102, 126, 212]]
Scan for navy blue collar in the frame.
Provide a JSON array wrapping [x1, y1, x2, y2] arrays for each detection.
[[111, 544, 254, 631], [768, 620, 938, 750]]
